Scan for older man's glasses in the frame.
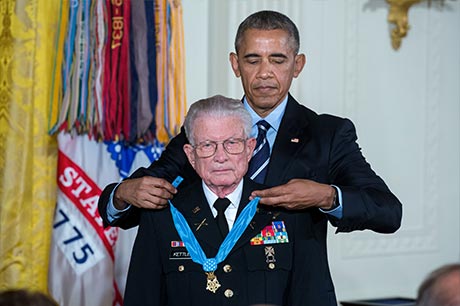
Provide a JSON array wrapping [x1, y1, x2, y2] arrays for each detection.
[[193, 138, 247, 158]]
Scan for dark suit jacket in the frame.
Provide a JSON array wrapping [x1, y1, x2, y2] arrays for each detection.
[[124, 178, 336, 306], [99, 94, 402, 305]]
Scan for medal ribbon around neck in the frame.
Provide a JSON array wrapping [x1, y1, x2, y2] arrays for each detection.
[[169, 176, 260, 273]]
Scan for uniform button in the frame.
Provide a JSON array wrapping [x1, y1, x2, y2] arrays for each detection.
[[224, 289, 234, 298], [268, 263, 275, 270], [223, 264, 232, 273], [178, 265, 185, 272]]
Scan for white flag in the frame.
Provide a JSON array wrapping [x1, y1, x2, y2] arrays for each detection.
[[49, 132, 163, 306]]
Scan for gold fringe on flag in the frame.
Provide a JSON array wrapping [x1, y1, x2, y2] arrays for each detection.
[[167, 0, 187, 140]]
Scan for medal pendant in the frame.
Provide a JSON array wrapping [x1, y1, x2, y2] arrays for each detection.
[[205, 271, 221, 293]]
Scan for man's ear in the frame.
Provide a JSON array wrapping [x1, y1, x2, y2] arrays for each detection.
[[293, 53, 306, 78], [229, 52, 241, 78], [183, 144, 196, 169]]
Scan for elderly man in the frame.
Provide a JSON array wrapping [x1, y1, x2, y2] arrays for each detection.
[[124, 95, 311, 306]]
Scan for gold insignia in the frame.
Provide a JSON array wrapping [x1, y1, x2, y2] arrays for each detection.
[[194, 218, 208, 231], [205, 272, 221, 293]]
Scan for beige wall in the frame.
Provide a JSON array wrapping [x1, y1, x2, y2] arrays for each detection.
[[182, 0, 460, 301]]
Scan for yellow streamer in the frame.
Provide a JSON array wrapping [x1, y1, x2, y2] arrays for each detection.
[[156, 0, 186, 142], [169, 0, 186, 137], [48, 0, 69, 134]]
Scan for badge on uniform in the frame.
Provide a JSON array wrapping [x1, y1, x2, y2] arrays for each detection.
[[171, 241, 185, 247], [250, 221, 289, 245], [265, 246, 277, 270], [169, 241, 191, 260]]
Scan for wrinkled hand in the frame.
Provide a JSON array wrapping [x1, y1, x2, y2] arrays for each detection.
[[250, 179, 335, 210], [113, 177, 177, 210]]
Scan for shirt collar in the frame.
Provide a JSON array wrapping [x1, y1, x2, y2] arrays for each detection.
[[202, 179, 243, 210], [243, 95, 288, 135]]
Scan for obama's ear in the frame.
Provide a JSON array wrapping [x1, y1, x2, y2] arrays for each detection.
[[293, 53, 306, 78], [229, 52, 241, 78]]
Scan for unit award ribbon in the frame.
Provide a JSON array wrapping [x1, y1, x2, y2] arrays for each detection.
[[169, 176, 260, 293]]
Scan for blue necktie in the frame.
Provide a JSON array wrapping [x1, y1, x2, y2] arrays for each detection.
[[248, 120, 271, 183]]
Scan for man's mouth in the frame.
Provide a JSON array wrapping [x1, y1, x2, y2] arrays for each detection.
[[254, 84, 276, 93]]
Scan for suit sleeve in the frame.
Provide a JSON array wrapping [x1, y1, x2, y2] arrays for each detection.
[[327, 118, 402, 233], [97, 126, 199, 229]]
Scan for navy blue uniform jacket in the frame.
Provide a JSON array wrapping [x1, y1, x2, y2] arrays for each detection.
[[124, 178, 337, 306]]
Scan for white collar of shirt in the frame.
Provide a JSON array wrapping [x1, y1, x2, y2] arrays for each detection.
[[243, 95, 288, 138], [202, 179, 244, 229]]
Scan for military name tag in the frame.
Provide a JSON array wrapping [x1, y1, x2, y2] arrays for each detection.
[[205, 271, 221, 293], [169, 246, 191, 260]]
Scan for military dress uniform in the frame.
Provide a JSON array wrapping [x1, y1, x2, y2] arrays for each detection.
[[124, 178, 322, 306]]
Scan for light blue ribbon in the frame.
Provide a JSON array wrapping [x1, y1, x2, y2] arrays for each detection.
[[169, 176, 260, 272]]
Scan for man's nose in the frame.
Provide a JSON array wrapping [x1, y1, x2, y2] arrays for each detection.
[[257, 60, 273, 79], [213, 143, 229, 161]]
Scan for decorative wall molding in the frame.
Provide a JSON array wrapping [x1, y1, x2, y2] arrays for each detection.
[[343, 0, 360, 119], [339, 1, 443, 258]]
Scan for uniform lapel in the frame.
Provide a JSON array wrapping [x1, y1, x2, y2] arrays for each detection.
[[172, 184, 223, 252], [232, 179, 275, 251], [232, 206, 275, 251], [265, 94, 310, 187]]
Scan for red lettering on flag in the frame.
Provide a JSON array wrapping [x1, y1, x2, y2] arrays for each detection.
[[57, 150, 118, 260]]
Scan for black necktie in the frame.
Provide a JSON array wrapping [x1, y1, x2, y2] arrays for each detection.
[[213, 198, 231, 238], [248, 120, 271, 183]]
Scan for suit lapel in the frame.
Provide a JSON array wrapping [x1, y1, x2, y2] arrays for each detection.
[[265, 94, 310, 187]]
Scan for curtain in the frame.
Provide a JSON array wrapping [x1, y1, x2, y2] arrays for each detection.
[[0, 0, 60, 292]]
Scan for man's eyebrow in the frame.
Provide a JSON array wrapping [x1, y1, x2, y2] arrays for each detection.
[[243, 53, 261, 59], [242, 53, 288, 59], [269, 53, 288, 59]]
